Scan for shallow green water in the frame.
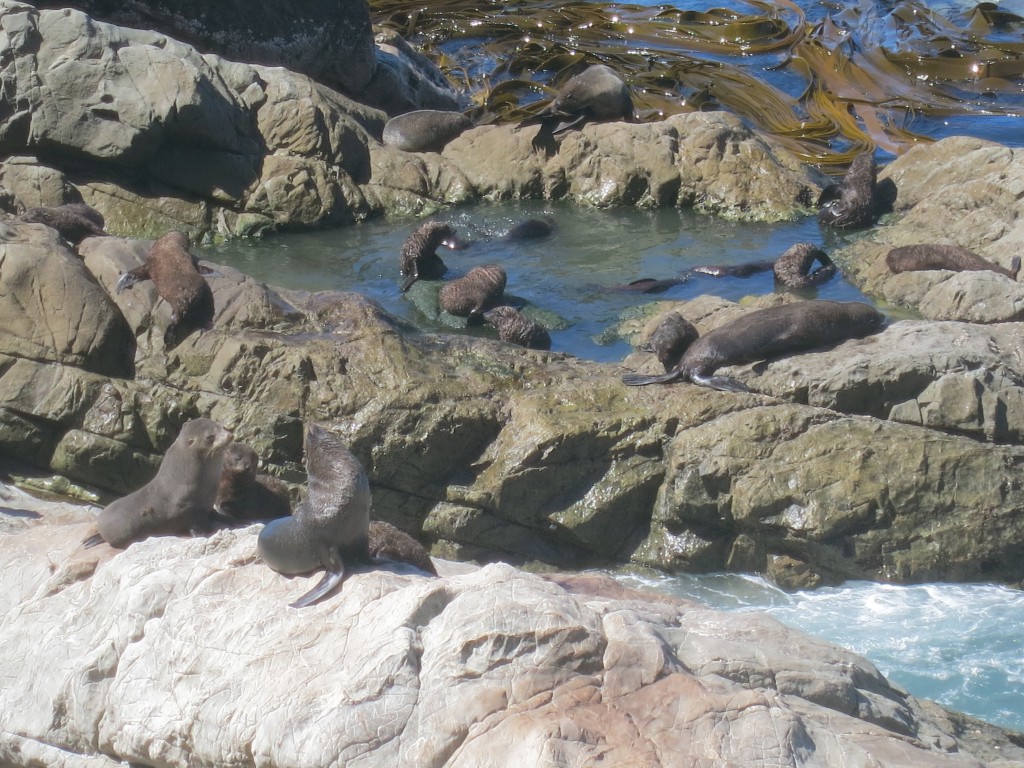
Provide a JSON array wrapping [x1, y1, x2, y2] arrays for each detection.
[[204, 202, 878, 362]]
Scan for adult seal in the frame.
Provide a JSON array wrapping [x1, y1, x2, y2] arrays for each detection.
[[83, 418, 233, 548], [622, 300, 885, 391], [215, 443, 292, 523], [257, 424, 371, 608], [483, 306, 552, 350], [439, 264, 508, 318], [382, 109, 472, 153], [886, 244, 1021, 280], [400, 220, 460, 292], [116, 230, 217, 349]]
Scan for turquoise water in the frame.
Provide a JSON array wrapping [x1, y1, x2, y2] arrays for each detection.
[[204, 202, 878, 362], [616, 571, 1024, 733]]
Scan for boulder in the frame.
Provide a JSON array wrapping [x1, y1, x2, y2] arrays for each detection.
[[0, 487, 1021, 768]]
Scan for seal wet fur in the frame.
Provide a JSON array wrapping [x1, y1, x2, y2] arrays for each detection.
[[773, 243, 837, 288], [817, 152, 878, 230], [622, 300, 885, 391], [483, 306, 551, 350], [83, 418, 233, 548], [257, 424, 371, 608], [439, 264, 507, 318], [400, 221, 459, 292], [116, 230, 216, 349], [886, 244, 1021, 280]]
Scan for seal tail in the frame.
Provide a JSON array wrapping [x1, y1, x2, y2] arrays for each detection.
[[82, 533, 104, 549], [290, 565, 346, 609]]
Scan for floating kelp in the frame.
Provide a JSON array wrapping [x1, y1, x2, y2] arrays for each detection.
[[371, 0, 1024, 168]]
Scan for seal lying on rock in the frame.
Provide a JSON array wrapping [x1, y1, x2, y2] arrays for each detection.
[[368, 520, 437, 575], [886, 244, 1021, 280], [17, 202, 106, 245], [116, 230, 217, 349], [382, 109, 472, 153], [257, 424, 371, 608], [439, 264, 507, 318], [622, 300, 885, 391], [817, 152, 878, 230], [83, 418, 233, 548], [773, 243, 837, 288], [215, 443, 292, 523], [483, 306, 552, 350], [400, 221, 460, 292], [642, 311, 699, 371]]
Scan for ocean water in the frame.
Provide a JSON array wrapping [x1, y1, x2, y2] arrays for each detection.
[[615, 571, 1024, 733]]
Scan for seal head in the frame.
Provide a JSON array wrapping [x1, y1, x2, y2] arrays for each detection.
[[642, 311, 699, 371], [215, 443, 291, 522]]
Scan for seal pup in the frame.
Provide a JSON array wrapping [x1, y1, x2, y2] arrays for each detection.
[[257, 424, 371, 608], [690, 261, 775, 278], [622, 300, 885, 391], [215, 443, 292, 523], [504, 217, 556, 242], [773, 243, 837, 288], [886, 244, 1021, 280], [399, 221, 461, 292], [368, 520, 437, 575], [483, 306, 552, 350], [382, 110, 472, 153], [607, 277, 687, 294], [642, 311, 699, 371], [817, 152, 878, 230], [116, 230, 216, 349], [18, 202, 106, 245], [439, 264, 508, 318], [83, 418, 233, 548]]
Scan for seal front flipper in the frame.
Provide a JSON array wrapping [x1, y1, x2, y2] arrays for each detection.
[[690, 373, 751, 393], [290, 559, 346, 609], [115, 265, 150, 293], [82, 532, 104, 549], [196, 263, 223, 278]]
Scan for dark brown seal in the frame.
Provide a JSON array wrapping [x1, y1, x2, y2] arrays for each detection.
[[18, 202, 106, 245], [257, 424, 371, 608], [817, 152, 878, 230], [886, 244, 1021, 280], [116, 230, 216, 349], [399, 221, 459, 292], [215, 443, 292, 523], [690, 261, 775, 278], [368, 520, 437, 575], [382, 110, 472, 153], [504, 217, 556, 241], [773, 243, 837, 288], [439, 264, 507, 318], [642, 311, 699, 371], [622, 300, 885, 391], [606, 277, 687, 294], [83, 418, 233, 548], [483, 306, 552, 350]]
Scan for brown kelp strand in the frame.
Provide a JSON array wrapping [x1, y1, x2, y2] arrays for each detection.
[[371, 0, 1024, 166]]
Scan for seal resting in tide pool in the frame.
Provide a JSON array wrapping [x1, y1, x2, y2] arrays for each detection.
[[116, 230, 217, 349], [399, 220, 460, 292], [622, 300, 885, 391], [257, 424, 371, 608], [83, 419, 234, 548], [886, 244, 1021, 280]]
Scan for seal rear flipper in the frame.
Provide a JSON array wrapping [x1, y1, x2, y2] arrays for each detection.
[[82, 532, 104, 549], [1011, 256, 1022, 280], [621, 370, 683, 386], [115, 266, 150, 294], [691, 373, 752, 393], [399, 274, 419, 293], [290, 566, 346, 609]]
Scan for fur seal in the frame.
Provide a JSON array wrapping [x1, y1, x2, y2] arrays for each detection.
[[886, 244, 1021, 280], [817, 152, 878, 230], [622, 300, 885, 391], [83, 418, 233, 548], [368, 520, 437, 575], [690, 261, 775, 278], [382, 110, 472, 153], [607, 277, 687, 294], [439, 264, 508, 318], [257, 424, 371, 608], [18, 202, 106, 245], [400, 221, 460, 292], [116, 230, 216, 349], [483, 306, 552, 350], [642, 311, 699, 371], [773, 243, 837, 288], [215, 443, 291, 522], [504, 217, 556, 241]]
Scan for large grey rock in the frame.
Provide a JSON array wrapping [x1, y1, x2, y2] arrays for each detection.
[[1, 488, 1021, 768]]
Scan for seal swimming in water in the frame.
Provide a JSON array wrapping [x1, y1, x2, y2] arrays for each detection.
[[483, 305, 552, 350], [83, 418, 233, 548], [399, 221, 460, 292], [215, 443, 292, 523], [368, 520, 437, 575], [382, 109, 473, 153], [18, 202, 106, 245], [690, 261, 775, 278], [773, 243, 837, 288], [116, 230, 217, 349], [886, 244, 1021, 280], [606, 277, 688, 294], [817, 152, 878, 230], [257, 424, 371, 608], [622, 300, 885, 391], [642, 311, 699, 371], [504, 217, 556, 241], [439, 264, 508, 318]]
